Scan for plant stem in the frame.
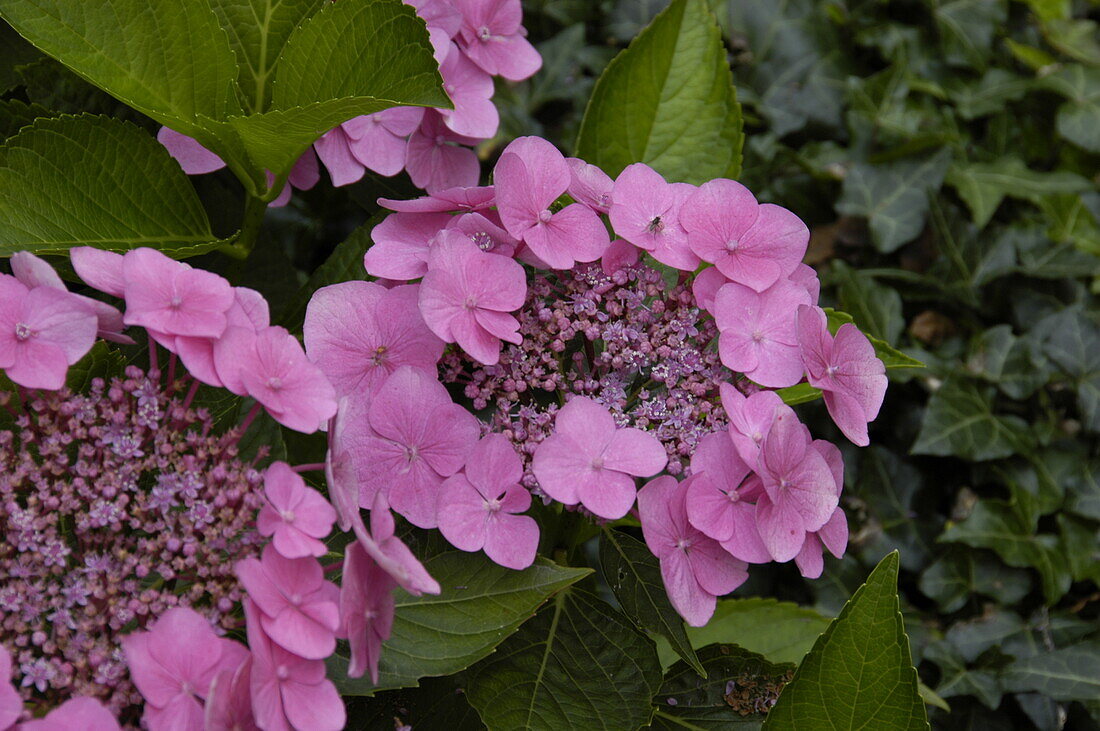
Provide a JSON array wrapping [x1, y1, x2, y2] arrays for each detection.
[[219, 194, 267, 260]]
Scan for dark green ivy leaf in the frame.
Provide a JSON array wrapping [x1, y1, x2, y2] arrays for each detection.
[[911, 376, 1031, 461]]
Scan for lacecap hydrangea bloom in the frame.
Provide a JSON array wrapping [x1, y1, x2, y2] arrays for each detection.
[[160, 0, 540, 197], [0, 250, 437, 729], [306, 134, 889, 652]]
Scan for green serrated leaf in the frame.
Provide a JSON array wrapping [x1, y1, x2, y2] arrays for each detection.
[[763, 552, 929, 730], [823, 308, 924, 370], [467, 589, 662, 731], [657, 598, 832, 669], [911, 376, 1030, 461], [208, 0, 325, 113], [600, 528, 705, 678], [652, 644, 795, 729], [0, 0, 240, 129], [836, 148, 952, 253], [918, 547, 1031, 613], [777, 383, 823, 406], [946, 157, 1092, 228], [331, 549, 590, 695], [575, 0, 742, 184], [0, 98, 54, 141], [0, 114, 217, 256], [966, 325, 1050, 400]]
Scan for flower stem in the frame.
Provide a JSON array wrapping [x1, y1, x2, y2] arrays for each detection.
[[291, 463, 326, 473], [237, 403, 263, 435], [219, 194, 267, 260]]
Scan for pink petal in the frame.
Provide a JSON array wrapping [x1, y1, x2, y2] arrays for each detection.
[[157, 127, 226, 175], [794, 536, 825, 579], [314, 128, 366, 187], [70, 246, 126, 297], [464, 433, 524, 495], [482, 513, 539, 569], [280, 678, 345, 731], [660, 551, 716, 627], [603, 427, 667, 477], [438, 473, 491, 551], [755, 495, 806, 563], [576, 468, 638, 520], [687, 539, 748, 597]]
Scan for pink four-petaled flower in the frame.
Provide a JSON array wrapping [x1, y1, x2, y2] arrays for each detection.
[[257, 462, 337, 559], [439, 434, 539, 569], [638, 475, 749, 627], [532, 396, 667, 519]]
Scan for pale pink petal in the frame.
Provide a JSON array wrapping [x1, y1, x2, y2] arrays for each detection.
[[315, 128, 366, 187], [482, 513, 539, 569], [71, 247, 126, 297], [660, 551, 716, 627], [603, 427, 667, 477], [157, 127, 225, 174]]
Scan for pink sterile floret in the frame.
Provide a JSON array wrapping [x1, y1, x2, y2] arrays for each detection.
[[352, 491, 442, 597], [796, 305, 888, 447], [352, 366, 479, 528], [680, 178, 809, 292], [204, 659, 259, 731], [219, 325, 338, 433], [494, 136, 610, 269], [339, 541, 396, 684], [19, 696, 122, 731], [438, 41, 499, 138], [70, 246, 127, 297], [718, 383, 790, 466], [0, 644, 22, 729], [752, 410, 839, 563], [378, 184, 495, 214], [315, 107, 424, 185], [405, 111, 481, 193], [121, 248, 235, 339], [418, 230, 527, 365], [608, 164, 699, 271], [793, 440, 849, 579], [453, 0, 542, 81], [257, 461, 337, 559], [566, 157, 613, 214], [121, 607, 249, 731], [639, 475, 749, 627], [235, 544, 341, 661], [305, 281, 443, 397], [11, 251, 130, 344], [363, 211, 454, 280], [0, 275, 98, 390], [439, 434, 539, 570], [532, 396, 667, 520], [245, 599, 345, 731], [684, 431, 770, 564], [713, 278, 811, 389]]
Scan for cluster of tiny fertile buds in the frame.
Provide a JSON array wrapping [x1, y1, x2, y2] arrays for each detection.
[[160, 0, 540, 197], [307, 134, 889, 627], [0, 249, 444, 728]]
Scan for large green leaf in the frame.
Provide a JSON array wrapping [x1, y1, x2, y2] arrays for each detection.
[[575, 0, 742, 184], [208, 0, 325, 113], [651, 644, 795, 729], [0, 99, 53, 140], [0, 0, 240, 129], [600, 528, 704, 677], [918, 548, 1032, 613], [966, 325, 1050, 401], [836, 148, 952, 253], [656, 598, 831, 668], [332, 549, 590, 694], [945, 156, 1093, 228], [939, 499, 1071, 604], [763, 552, 929, 730], [0, 115, 217, 256], [911, 376, 1030, 461], [1003, 643, 1100, 702], [932, 0, 1007, 71], [466, 589, 662, 731]]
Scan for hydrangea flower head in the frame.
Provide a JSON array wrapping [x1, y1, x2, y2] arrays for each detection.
[[453, 0, 542, 81], [608, 164, 698, 271]]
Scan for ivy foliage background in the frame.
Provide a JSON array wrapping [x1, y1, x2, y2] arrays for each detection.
[[1, 0, 1099, 728]]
